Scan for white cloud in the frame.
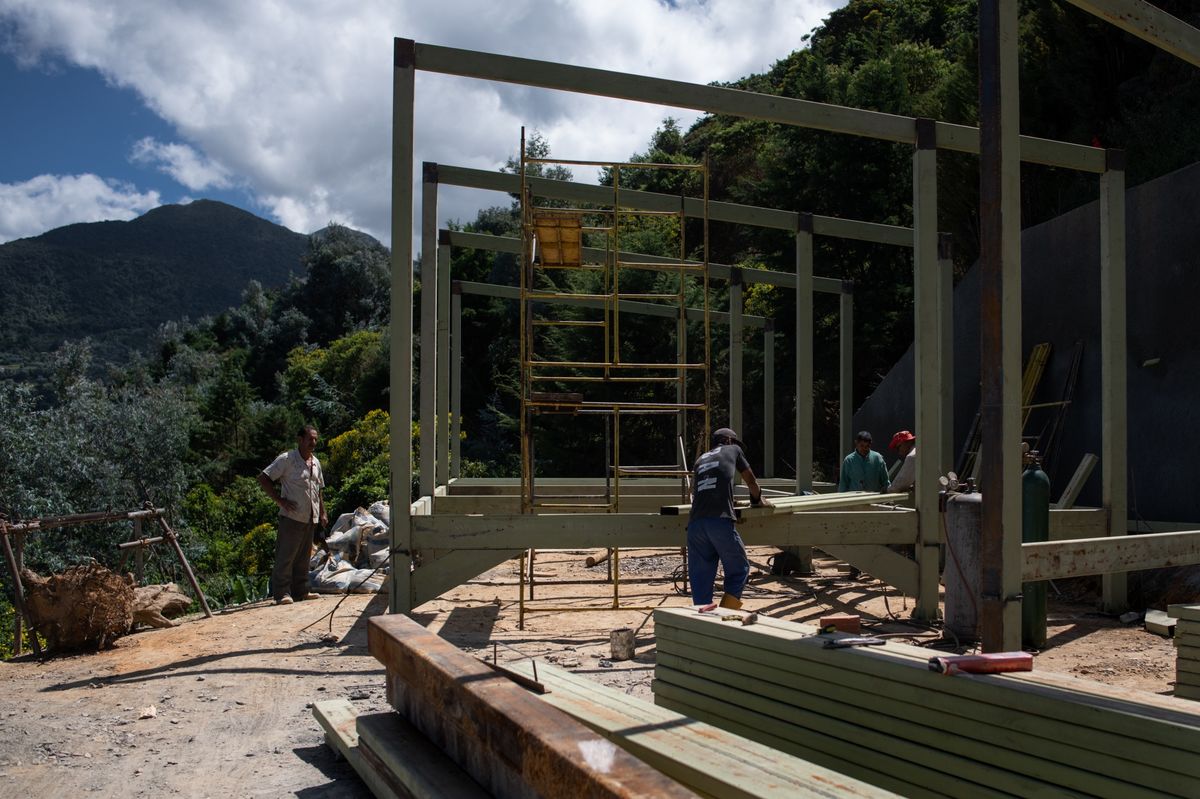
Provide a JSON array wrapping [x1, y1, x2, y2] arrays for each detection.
[[0, 174, 161, 243], [0, 0, 841, 244], [129, 137, 232, 191]]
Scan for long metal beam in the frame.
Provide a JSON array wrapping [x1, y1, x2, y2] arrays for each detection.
[[1022, 530, 1200, 581], [438, 163, 914, 246], [412, 510, 917, 549], [413, 43, 1105, 173], [1063, 0, 1200, 68], [442, 227, 845, 294]]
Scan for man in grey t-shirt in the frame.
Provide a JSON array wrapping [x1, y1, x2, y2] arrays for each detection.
[[688, 427, 771, 612]]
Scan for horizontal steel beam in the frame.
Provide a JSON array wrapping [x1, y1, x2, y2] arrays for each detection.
[[413, 43, 1105, 173], [455, 278, 768, 327], [437, 163, 912, 246], [1062, 0, 1200, 68], [444, 226, 845, 293], [1022, 530, 1200, 581], [412, 510, 916, 549]]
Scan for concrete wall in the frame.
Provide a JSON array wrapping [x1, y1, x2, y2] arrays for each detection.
[[851, 161, 1200, 523]]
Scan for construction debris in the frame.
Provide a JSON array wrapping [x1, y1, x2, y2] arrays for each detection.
[[310, 501, 390, 593]]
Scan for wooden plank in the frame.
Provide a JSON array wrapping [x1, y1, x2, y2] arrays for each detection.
[[661, 491, 909, 517], [368, 614, 697, 798], [1062, 0, 1200, 68], [820, 544, 918, 596], [1169, 604, 1200, 623], [654, 609, 1200, 754], [1175, 685, 1200, 702], [507, 661, 895, 798], [655, 634, 1188, 796], [656, 657, 1161, 799], [1145, 609, 1177, 637], [1023, 530, 1200, 581], [312, 700, 402, 799], [653, 688, 939, 799], [356, 710, 490, 798], [1173, 633, 1200, 650], [412, 43, 1103, 173]]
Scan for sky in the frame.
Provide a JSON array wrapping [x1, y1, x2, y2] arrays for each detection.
[[0, 0, 843, 247]]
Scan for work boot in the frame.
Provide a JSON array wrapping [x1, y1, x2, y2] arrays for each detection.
[[718, 593, 743, 610]]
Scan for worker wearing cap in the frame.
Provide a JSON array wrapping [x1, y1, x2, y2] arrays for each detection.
[[688, 427, 772, 612], [889, 430, 917, 493], [838, 430, 890, 493]]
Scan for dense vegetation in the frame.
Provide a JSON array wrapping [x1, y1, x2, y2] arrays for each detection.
[[5, 0, 1200, 655]]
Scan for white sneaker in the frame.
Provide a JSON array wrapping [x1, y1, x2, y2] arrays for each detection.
[[275, 595, 294, 605]]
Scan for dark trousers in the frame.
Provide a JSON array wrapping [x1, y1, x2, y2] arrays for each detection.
[[686, 516, 750, 606], [273, 516, 316, 601]]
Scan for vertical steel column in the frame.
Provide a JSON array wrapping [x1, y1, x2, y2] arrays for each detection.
[[978, 2, 1024, 652], [729, 268, 744, 437], [795, 215, 814, 491], [763, 320, 775, 478], [390, 39, 416, 614], [436, 235, 452, 488], [938, 234, 955, 474], [450, 282, 463, 479], [1100, 151, 1128, 613], [419, 162, 438, 498], [839, 281, 854, 462], [913, 118, 942, 620]]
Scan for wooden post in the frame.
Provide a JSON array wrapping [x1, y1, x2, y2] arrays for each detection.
[[938, 234, 955, 474], [153, 514, 213, 618], [133, 518, 145, 583], [1, 521, 40, 657], [1100, 152, 1128, 613], [391, 39, 417, 614]]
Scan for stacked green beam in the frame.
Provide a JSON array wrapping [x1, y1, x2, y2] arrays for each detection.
[[652, 608, 1200, 798], [1169, 604, 1200, 700]]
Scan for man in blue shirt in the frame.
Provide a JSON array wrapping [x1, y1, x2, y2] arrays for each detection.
[[688, 427, 771, 612], [838, 430, 890, 493]]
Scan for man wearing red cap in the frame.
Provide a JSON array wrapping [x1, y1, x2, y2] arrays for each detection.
[[889, 430, 917, 493], [687, 427, 771, 612]]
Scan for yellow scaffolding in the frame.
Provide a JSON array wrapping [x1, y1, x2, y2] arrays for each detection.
[[516, 129, 711, 627]]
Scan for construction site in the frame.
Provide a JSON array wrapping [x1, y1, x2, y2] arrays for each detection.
[[6, 2, 1200, 797]]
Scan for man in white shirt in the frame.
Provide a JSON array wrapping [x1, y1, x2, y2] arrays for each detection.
[[888, 430, 917, 494], [257, 425, 328, 604]]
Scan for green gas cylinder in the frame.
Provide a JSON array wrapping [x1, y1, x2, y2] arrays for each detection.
[[1022, 453, 1051, 649]]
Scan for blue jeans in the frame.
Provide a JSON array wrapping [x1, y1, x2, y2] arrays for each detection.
[[686, 516, 750, 605]]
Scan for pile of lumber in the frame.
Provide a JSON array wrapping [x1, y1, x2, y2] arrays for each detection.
[[316, 613, 697, 798], [653, 607, 1200, 798], [1171, 604, 1200, 701], [507, 659, 892, 798], [660, 490, 909, 519]]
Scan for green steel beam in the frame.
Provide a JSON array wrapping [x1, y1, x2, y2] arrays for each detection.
[[437, 163, 913, 245], [412, 42, 1105, 173], [1062, 0, 1200, 68]]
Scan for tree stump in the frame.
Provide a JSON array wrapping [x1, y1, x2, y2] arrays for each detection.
[[21, 563, 133, 651]]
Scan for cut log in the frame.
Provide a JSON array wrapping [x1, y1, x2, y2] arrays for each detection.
[[132, 582, 192, 628], [21, 563, 133, 651]]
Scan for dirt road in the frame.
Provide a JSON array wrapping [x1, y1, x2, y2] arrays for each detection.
[[0, 547, 1183, 797]]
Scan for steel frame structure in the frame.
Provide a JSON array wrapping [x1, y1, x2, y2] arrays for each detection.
[[392, 3, 1200, 642]]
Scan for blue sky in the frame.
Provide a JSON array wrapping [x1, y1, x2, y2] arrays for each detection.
[[0, 0, 840, 246]]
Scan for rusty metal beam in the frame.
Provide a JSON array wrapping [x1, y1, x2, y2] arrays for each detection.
[[367, 614, 696, 798], [1023, 530, 1200, 581]]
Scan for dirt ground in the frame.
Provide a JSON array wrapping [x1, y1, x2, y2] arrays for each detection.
[[0, 547, 1182, 797]]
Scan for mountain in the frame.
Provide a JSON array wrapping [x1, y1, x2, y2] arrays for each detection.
[[0, 200, 309, 370]]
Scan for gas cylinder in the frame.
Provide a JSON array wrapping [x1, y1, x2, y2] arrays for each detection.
[[1022, 452, 1051, 649]]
